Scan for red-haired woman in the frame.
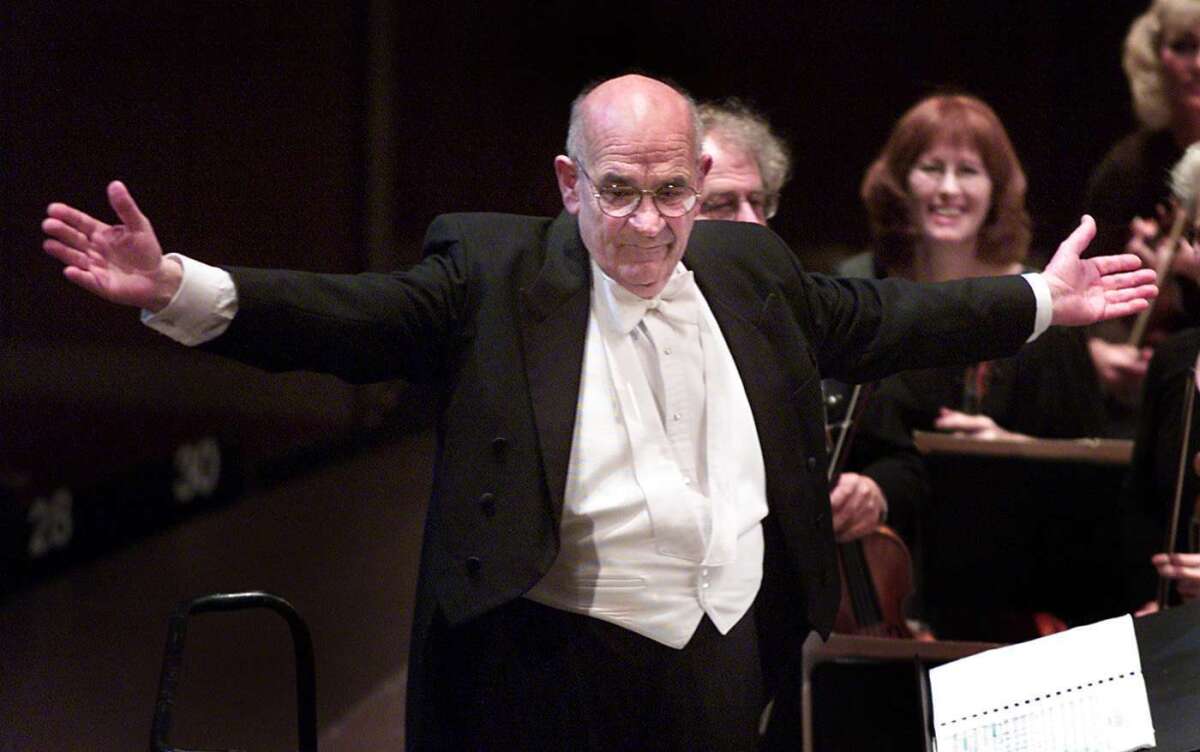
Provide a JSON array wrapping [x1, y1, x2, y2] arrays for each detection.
[[835, 94, 1108, 639], [850, 93, 1104, 437]]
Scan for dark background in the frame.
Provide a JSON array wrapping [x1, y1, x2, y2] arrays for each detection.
[[0, 1, 1152, 749], [3, 0, 1150, 473]]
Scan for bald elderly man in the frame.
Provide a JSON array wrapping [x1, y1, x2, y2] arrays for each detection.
[[42, 75, 1154, 750]]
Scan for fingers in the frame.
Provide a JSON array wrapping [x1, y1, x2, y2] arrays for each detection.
[[1116, 353, 1150, 378], [1098, 290, 1155, 319], [107, 181, 149, 231], [1100, 342, 1150, 371], [61, 265, 107, 298], [1134, 600, 1159, 617], [829, 475, 852, 533], [1099, 300, 1151, 319], [1088, 339, 1150, 393], [1129, 215, 1159, 238], [1152, 552, 1200, 584], [1104, 282, 1159, 304], [41, 216, 94, 254], [1055, 215, 1097, 259], [1091, 252, 1149, 276], [830, 473, 883, 542], [934, 408, 992, 434], [42, 237, 94, 269], [1126, 240, 1155, 269], [45, 202, 109, 239]]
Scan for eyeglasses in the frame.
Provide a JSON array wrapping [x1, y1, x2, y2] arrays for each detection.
[[575, 163, 700, 218], [698, 191, 780, 222]]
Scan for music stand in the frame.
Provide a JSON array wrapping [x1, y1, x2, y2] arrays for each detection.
[[913, 432, 1133, 641], [800, 632, 997, 752]]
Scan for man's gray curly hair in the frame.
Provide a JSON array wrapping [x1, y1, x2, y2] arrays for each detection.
[[698, 98, 792, 196]]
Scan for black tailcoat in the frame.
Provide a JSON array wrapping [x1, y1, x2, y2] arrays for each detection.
[[204, 212, 1034, 748]]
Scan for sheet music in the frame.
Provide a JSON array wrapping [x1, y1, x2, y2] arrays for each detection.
[[930, 615, 1154, 752]]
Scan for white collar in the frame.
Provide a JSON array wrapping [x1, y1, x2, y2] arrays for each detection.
[[593, 261, 699, 334]]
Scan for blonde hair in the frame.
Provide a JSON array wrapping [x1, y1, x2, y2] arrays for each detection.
[[1124, 0, 1200, 128]]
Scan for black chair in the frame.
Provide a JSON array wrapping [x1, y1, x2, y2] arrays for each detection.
[[150, 591, 317, 752]]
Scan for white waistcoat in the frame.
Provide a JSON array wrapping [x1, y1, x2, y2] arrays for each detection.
[[525, 264, 769, 649]]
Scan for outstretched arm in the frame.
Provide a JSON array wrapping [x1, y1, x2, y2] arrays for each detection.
[[41, 181, 182, 311], [1043, 215, 1158, 326]]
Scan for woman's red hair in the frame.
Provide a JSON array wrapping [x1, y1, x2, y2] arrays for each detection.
[[861, 94, 1032, 271]]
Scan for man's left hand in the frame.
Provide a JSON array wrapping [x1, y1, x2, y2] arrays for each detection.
[[1043, 215, 1158, 326]]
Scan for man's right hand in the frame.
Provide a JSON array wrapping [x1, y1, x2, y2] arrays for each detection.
[[42, 181, 181, 311]]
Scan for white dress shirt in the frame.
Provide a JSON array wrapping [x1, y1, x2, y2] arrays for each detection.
[[524, 262, 769, 647]]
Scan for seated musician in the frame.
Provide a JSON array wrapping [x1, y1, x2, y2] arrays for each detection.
[[841, 93, 1108, 528], [696, 98, 790, 226], [1085, 0, 1200, 431], [696, 99, 888, 545], [1125, 327, 1200, 613], [836, 95, 1109, 636]]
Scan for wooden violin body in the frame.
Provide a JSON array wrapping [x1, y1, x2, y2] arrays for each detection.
[[832, 524, 919, 638], [825, 381, 921, 639]]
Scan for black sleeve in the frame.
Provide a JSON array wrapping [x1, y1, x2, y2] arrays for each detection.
[[795, 272, 1035, 384], [202, 214, 471, 384]]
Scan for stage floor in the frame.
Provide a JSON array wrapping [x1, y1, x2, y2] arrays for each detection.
[[0, 432, 431, 752]]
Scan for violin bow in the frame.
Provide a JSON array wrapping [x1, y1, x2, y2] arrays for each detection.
[[827, 382, 875, 484], [1157, 366, 1198, 610], [1130, 143, 1200, 347]]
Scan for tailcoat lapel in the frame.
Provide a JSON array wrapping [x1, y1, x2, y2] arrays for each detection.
[[687, 248, 792, 441], [518, 212, 591, 525], [688, 235, 839, 639]]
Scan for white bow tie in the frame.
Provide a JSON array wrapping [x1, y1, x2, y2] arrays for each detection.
[[604, 268, 700, 334]]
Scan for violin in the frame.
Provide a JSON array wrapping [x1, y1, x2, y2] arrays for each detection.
[[825, 383, 920, 639]]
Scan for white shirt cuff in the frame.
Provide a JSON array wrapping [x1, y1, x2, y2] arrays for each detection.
[[141, 254, 237, 346], [1022, 272, 1052, 343]]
